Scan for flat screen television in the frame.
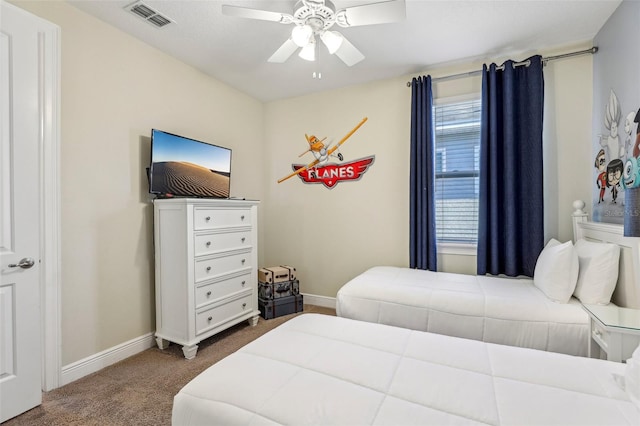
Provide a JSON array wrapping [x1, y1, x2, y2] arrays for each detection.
[[148, 129, 232, 198]]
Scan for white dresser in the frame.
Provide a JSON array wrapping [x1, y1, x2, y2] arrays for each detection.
[[153, 198, 260, 359]]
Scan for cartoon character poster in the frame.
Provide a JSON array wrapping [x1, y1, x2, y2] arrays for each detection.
[[593, 89, 640, 223], [591, 1, 640, 224]]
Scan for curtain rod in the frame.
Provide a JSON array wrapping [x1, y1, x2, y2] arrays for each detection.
[[405, 46, 598, 87]]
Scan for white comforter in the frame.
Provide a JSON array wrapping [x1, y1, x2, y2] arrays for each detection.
[[336, 266, 588, 356], [172, 314, 638, 425]]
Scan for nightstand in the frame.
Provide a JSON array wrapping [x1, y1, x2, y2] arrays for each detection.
[[582, 304, 640, 362]]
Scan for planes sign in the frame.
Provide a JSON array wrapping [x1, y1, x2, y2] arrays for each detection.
[[290, 156, 375, 189]]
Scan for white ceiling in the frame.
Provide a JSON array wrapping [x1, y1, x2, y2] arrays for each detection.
[[68, 0, 621, 102]]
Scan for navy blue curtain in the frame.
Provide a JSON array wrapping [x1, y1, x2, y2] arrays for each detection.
[[410, 76, 437, 271], [477, 55, 544, 277]]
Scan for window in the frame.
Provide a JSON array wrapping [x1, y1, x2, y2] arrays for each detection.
[[433, 98, 481, 246]]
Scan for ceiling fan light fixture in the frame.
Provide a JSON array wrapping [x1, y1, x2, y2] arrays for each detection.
[[291, 24, 313, 47], [298, 38, 316, 61], [223, 0, 407, 67], [320, 30, 343, 54]]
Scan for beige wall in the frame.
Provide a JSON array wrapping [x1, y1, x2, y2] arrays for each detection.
[[12, 1, 264, 365], [264, 44, 594, 295], [12, 0, 595, 368], [543, 45, 594, 243], [264, 79, 411, 295]]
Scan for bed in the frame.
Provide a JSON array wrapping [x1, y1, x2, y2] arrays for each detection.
[[172, 313, 640, 425], [336, 267, 589, 355], [335, 203, 640, 357]]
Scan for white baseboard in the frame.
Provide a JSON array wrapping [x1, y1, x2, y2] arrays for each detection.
[[59, 294, 334, 387], [302, 293, 336, 309], [60, 332, 155, 386]]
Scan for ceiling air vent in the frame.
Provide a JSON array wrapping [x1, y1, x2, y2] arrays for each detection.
[[125, 1, 173, 28]]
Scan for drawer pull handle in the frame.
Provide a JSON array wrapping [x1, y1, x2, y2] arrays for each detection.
[[594, 330, 602, 338], [241, 237, 246, 243], [241, 281, 246, 286], [206, 241, 211, 247], [242, 303, 247, 308], [207, 316, 212, 322], [206, 291, 212, 297], [241, 259, 246, 264], [205, 216, 211, 222], [206, 266, 211, 272], [240, 215, 245, 221]]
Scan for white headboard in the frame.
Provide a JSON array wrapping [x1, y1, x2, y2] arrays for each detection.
[[571, 200, 640, 308]]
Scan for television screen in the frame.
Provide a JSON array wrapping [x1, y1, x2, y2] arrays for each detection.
[[149, 129, 231, 198]]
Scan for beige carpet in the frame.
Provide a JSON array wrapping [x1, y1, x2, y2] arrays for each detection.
[[4, 305, 335, 426]]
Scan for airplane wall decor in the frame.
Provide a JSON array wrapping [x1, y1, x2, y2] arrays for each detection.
[[277, 117, 369, 185]]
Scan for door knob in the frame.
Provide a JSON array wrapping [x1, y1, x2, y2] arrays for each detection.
[[8, 257, 35, 269]]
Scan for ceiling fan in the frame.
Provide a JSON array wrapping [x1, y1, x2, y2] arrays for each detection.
[[221, 0, 406, 66]]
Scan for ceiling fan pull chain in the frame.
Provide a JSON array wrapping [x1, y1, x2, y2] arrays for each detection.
[[313, 47, 322, 79]]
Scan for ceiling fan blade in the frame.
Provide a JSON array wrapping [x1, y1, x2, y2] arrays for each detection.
[[221, 5, 293, 24], [334, 35, 364, 67], [268, 39, 299, 63], [336, 0, 406, 27]]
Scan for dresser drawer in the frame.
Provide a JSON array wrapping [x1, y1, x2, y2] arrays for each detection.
[[194, 230, 252, 256], [193, 208, 251, 230], [196, 293, 253, 335], [195, 273, 251, 308], [591, 319, 609, 350], [195, 251, 251, 282]]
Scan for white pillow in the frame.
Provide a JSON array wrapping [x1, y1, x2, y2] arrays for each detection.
[[533, 239, 579, 303], [624, 344, 640, 411], [573, 239, 620, 305]]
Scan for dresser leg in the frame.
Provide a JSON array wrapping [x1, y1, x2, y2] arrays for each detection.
[[248, 314, 259, 327], [182, 344, 198, 359], [156, 337, 169, 350]]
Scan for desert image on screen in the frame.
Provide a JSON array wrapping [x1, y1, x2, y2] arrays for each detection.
[[150, 131, 231, 198], [151, 161, 230, 198]]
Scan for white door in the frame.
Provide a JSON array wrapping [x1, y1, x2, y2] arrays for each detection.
[[0, 1, 46, 421]]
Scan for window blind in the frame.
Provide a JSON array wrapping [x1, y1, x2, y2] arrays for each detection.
[[433, 99, 481, 244]]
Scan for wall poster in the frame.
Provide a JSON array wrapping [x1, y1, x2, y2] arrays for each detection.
[[591, 0, 640, 224]]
